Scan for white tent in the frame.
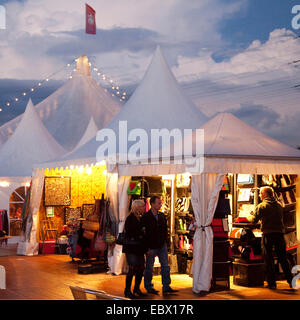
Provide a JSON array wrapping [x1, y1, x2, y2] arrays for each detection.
[[30, 46, 209, 272], [44, 45, 208, 167], [103, 112, 300, 293], [0, 99, 66, 246], [0, 55, 122, 151], [0, 99, 66, 178]]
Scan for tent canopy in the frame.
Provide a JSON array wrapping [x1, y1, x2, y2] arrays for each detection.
[[0, 55, 121, 151], [40, 46, 208, 168], [72, 116, 98, 152], [0, 99, 66, 177]]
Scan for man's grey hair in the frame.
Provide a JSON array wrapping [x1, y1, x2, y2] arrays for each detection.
[[260, 186, 274, 198]]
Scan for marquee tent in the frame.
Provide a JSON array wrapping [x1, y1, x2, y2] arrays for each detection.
[[28, 46, 209, 271], [47, 45, 209, 167], [0, 99, 66, 245], [0, 55, 122, 151]]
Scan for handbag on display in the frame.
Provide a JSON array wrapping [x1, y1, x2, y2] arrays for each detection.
[[127, 180, 142, 195], [94, 232, 107, 251], [82, 220, 100, 231], [104, 199, 116, 244], [221, 176, 230, 192], [83, 230, 95, 240], [94, 202, 107, 251]]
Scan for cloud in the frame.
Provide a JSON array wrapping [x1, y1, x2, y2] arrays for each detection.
[[215, 102, 300, 147], [0, 0, 246, 80], [228, 102, 281, 130]]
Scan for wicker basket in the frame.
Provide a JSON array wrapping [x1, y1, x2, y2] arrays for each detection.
[[82, 220, 100, 231]]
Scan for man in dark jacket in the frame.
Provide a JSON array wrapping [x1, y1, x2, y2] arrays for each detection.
[[250, 186, 293, 289], [141, 196, 178, 295]]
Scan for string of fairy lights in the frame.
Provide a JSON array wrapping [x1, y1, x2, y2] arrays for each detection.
[[0, 56, 129, 112], [88, 61, 128, 102]]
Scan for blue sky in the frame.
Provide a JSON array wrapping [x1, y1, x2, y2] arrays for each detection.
[[0, 0, 300, 146]]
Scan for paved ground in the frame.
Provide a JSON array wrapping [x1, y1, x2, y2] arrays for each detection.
[[0, 254, 299, 300]]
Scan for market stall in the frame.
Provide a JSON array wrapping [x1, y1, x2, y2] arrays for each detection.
[[24, 47, 300, 294]]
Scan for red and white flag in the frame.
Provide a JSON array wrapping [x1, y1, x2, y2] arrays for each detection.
[[86, 4, 96, 34]]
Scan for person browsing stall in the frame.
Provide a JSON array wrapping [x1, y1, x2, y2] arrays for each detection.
[[141, 196, 178, 295], [123, 199, 148, 299], [249, 186, 293, 289]]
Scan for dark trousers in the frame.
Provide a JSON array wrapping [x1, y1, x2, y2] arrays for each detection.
[[262, 233, 293, 286]]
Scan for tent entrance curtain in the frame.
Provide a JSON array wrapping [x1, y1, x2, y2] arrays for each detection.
[[191, 173, 225, 293], [107, 175, 130, 275], [18, 169, 45, 256]]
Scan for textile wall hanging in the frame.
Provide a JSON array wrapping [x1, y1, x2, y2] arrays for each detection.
[[82, 204, 95, 219], [44, 165, 106, 207], [44, 176, 71, 206], [65, 207, 82, 224]]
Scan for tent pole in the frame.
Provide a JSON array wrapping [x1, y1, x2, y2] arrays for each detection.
[[170, 175, 176, 255], [254, 174, 258, 207]]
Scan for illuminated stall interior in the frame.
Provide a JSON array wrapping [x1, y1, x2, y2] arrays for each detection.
[[38, 164, 107, 256], [125, 172, 299, 290]]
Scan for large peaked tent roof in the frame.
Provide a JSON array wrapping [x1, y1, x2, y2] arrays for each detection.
[[159, 112, 300, 175], [44, 46, 209, 167], [0, 55, 121, 151], [200, 113, 300, 158], [0, 99, 66, 177], [105, 45, 208, 134]]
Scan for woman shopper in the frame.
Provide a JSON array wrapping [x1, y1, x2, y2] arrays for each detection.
[[123, 199, 148, 299]]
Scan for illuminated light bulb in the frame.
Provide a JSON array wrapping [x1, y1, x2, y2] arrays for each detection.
[[109, 80, 113, 83], [31, 88, 34, 92], [73, 69, 76, 72], [23, 92, 26, 96], [123, 92, 127, 95], [112, 94, 115, 97], [93, 68, 98, 71], [116, 86, 119, 90], [15, 98, 19, 102], [112, 86, 115, 90], [89, 62, 92, 66], [46, 78, 49, 81], [120, 99, 122, 102], [38, 83, 42, 86], [97, 72, 101, 76], [0, 181, 10, 187], [67, 63, 71, 67], [122, 96, 126, 99], [86, 167, 92, 175], [6, 102, 10, 106], [0, 108, 2, 112], [78, 166, 84, 173], [69, 76, 73, 79], [116, 91, 120, 95]]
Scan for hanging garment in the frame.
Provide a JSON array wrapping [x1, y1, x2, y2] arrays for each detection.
[[2, 211, 8, 235]]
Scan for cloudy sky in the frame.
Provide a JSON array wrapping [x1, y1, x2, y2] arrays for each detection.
[[0, 0, 300, 146]]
